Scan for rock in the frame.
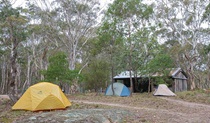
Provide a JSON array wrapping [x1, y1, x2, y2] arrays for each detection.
[[0, 95, 10, 100], [29, 116, 37, 120], [15, 109, 133, 123]]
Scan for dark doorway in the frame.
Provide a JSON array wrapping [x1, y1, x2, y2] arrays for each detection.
[[114, 78, 152, 93]]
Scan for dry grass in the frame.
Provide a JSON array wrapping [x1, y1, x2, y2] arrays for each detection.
[[0, 98, 32, 123], [1, 90, 210, 123], [68, 92, 168, 108], [175, 89, 210, 104]]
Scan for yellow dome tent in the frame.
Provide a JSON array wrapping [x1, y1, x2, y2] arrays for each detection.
[[12, 82, 71, 111]]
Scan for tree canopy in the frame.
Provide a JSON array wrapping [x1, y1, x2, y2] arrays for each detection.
[[1, 0, 210, 95]]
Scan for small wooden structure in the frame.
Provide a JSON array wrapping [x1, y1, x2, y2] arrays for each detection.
[[113, 68, 187, 93], [170, 68, 187, 92]]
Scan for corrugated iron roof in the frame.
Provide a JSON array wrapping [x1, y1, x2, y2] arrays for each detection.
[[113, 68, 186, 79]]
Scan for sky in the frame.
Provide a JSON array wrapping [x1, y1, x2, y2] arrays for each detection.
[[12, 0, 113, 8], [11, 0, 26, 7], [12, 0, 154, 12], [11, 0, 113, 24]]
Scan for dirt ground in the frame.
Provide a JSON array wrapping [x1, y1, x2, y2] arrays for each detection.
[[1, 93, 210, 123], [68, 93, 210, 123]]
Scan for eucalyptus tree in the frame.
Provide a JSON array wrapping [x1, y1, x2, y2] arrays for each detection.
[[51, 0, 100, 71], [25, 0, 102, 93], [130, 28, 160, 92], [7, 0, 59, 92], [198, 3, 210, 88], [41, 52, 81, 92], [100, 0, 154, 93], [154, 0, 210, 90], [189, 43, 209, 88], [97, 20, 124, 79], [97, 19, 125, 95], [0, 0, 28, 99]]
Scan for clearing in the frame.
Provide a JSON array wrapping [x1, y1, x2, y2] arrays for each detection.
[[1, 91, 210, 123]]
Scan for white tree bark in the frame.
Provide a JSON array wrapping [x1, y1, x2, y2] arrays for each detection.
[[155, 0, 210, 90], [1, 57, 6, 94]]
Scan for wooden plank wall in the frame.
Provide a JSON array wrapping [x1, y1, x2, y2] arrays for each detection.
[[174, 72, 187, 92]]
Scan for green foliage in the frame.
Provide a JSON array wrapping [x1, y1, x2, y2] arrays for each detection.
[[203, 44, 210, 55], [107, 0, 153, 19], [202, 3, 210, 22], [130, 27, 159, 71], [0, 2, 28, 33], [97, 19, 124, 49], [147, 53, 175, 86], [82, 58, 110, 91], [98, 0, 155, 74], [41, 52, 81, 84], [147, 53, 174, 73], [155, 77, 166, 85], [0, 1, 29, 59], [153, 76, 173, 86], [186, 15, 193, 25]]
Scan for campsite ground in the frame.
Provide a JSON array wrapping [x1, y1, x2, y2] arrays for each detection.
[[1, 90, 210, 123]]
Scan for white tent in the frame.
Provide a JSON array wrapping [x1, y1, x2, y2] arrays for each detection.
[[153, 84, 176, 96]]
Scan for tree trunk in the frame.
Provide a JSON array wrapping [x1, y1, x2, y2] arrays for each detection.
[[9, 37, 18, 102], [26, 56, 31, 88], [128, 18, 133, 95], [183, 52, 197, 90], [8, 20, 20, 103], [188, 63, 196, 90], [16, 63, 21, 93], [148, 77, 151, 93], [111, 67, 115, 95], [189, 72, 196, 90], [129, 70, 133, 95], [21, 55, 31, 93], [110, 45, 115, 95], [69, 47, 76, 70], [40, 47, 48, 80], [1, 57, 6, 94]]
